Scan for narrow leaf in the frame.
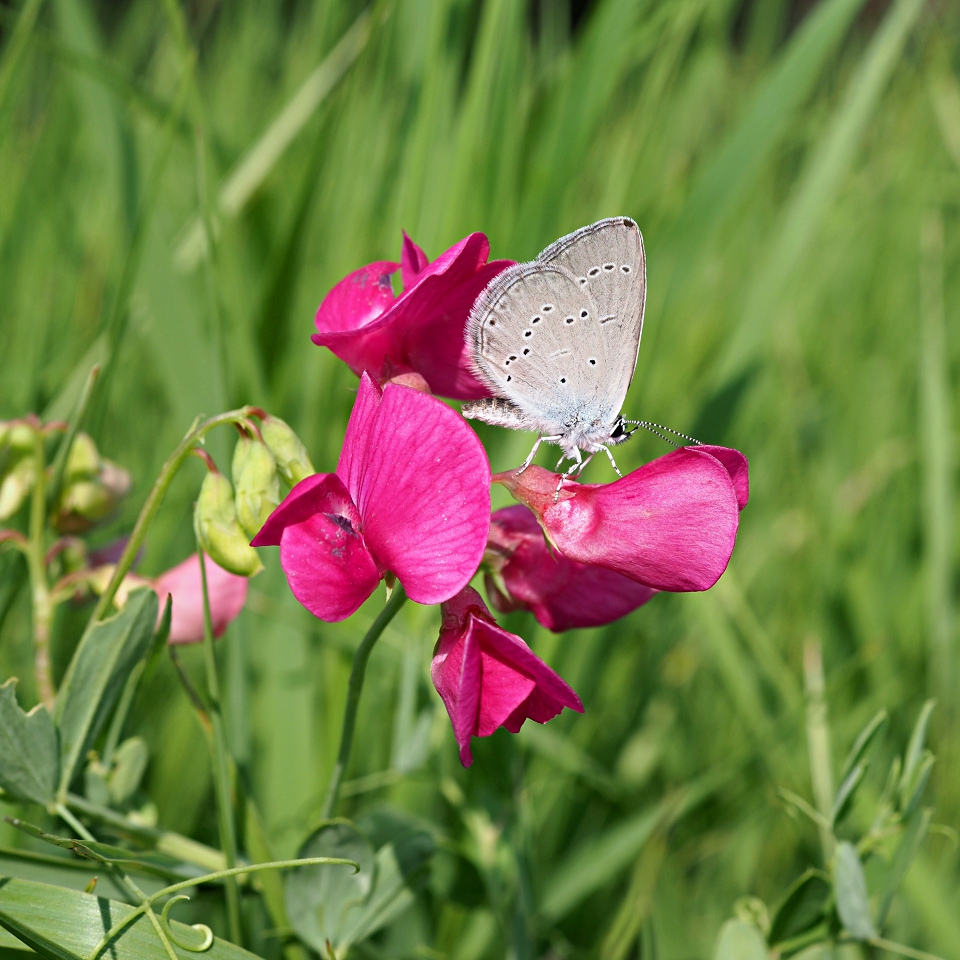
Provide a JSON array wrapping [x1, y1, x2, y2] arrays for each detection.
[[769, 869, 831, 946], [832, 762, 867, 826], [834, 841, 876, 940], [900, 700, 935, 803], [0, 681, 58, 806], [839, 709, 888, 782], [54, 588, 158, 794], [877, 806, 931, 926]]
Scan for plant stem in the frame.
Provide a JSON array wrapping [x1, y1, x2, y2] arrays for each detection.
[[27, 428, 54, 710], [91, 408, 254, 622], [198, 548, 242, 945], [803, 635, 835, 863], [321, 586, 407, 820]]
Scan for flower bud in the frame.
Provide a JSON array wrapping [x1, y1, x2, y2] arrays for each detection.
[[259, 415, 314, 486], [194, 470, 263, 577], [5, 423, 36, 457], [0, 457, 35, 521], [65, 432, 101, 481], [232, 435, 281, 539], [53, 459, 131, 534]]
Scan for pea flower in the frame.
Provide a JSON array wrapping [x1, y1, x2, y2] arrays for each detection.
[[153, 553, 248, 644], [252, 374, 491, 621], [494, 445, 748, 592], [485, 505, 656, 631], [312, 232, 513, 400], [431, 587, 583, 766]]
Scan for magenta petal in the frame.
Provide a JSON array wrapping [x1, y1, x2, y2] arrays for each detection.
[[276, 478, 380, 622], [696, 445, 749, 509], [251, 473, 333, 547], [543, 448, 741, 592], [314, 261, 398, 334], [354, 384, 491, 604], [153, 553, 248, 645], [401, 232, 429, 290], [336, 373, 383, 503], [488, 505, 656, 631]]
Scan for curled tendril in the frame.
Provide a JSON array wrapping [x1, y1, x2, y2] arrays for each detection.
[[160, 895, 214, 952]]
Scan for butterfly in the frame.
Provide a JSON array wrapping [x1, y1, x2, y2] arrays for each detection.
[[463, 217, 680, 479]]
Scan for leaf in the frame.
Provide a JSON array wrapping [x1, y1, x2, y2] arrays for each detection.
[[284, 817, 432, 958], [834, 841, 876, 940], [0, 680, 58, 806], [839, 709, 888, 782], [712, 920, 768, 960], [54, 588, 158, 794], [900, 750, 935, 818], [876, 805, 931, 926], [0, 876, 264, 959], [900, 700, 936, 813], [832, 761, 867, 826], [769, 869, 831, 946]]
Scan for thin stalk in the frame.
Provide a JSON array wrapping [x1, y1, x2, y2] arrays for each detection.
[[27, 428, 54, 709], [321, 586, 408, 820], [46, 364, 99, 511], [803, 636, 835, 863], [90, 408, 254, 622], [198, 548, 242, 945]]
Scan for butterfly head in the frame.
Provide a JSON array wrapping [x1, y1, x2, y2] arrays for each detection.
[[608, 416, 638, 446]]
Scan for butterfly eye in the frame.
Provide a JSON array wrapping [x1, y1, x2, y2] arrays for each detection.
[[621, 265, 631, 273]]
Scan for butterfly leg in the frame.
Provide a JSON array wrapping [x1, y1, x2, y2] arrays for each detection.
[[553, 449, 584, 503], [600, 445, 623, 478], [518, 435, 562, 476]]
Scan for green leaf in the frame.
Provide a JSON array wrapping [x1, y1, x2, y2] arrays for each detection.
[[284, 818, 430, 958], [839, 709, 888, 782], [834, 841, 875, 940], [876, 805, 932, 926], [0, 680, 58, 806], [769, 869, 831, 946], [0, 876, 265, 959], [54, 588, 158, 794], [900, 750, 935, 818], [712, 920, 768, 960], [901, 700, 935, 793], [832, 761, 867, 826]]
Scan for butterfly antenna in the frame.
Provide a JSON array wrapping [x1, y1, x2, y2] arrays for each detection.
[[623, 420, 702, 448]]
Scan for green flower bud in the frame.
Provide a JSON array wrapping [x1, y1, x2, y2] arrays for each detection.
[[6, 424, 36, 457], [53, 459, 130, 534], [232, 435, 281, 539], [0, 457, 35, 521], [260, 415, 314, 486], [194, 470, 263, 577], [65, 432, 101, 481]]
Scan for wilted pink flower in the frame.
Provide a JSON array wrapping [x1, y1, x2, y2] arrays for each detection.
[[253, 374, 491, 621], [431, 587, 583, 766], [153, 553, 248, 644], [312, 232, 513, 400], [485, 505, 656, 631], [494, 446, 748, 592]]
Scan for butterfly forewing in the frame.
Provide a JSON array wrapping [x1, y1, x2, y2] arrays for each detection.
[[468, 262, 610, 432], [537, 217, 645, 417]]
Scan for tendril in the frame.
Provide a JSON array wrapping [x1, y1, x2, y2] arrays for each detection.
[[160, 895, 214, 952]]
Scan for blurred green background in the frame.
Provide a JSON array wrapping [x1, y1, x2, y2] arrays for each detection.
[[2, 0, 960, 956]]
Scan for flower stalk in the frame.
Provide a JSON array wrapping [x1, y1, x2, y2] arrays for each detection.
[[321, 585, 408, 820], [27, 427, 54, 710]]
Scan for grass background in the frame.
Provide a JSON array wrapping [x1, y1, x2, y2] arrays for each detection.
[[1, 0, 960, 956]]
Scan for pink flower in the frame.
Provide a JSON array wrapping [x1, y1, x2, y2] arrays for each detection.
[[252, 374, 491, 621], [153, 553, 248, 645], [493, 445, 748, 593], [485, 505, 656, 631], [312, 233, 513, 400], [431, 587, 583, 766]]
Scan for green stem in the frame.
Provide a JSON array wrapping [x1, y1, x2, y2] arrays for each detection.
[[321, 586, 408, 820], [198, 548, 242, 945], [27, 428, 54, 710], [46, 364, 99, 511], [91, 408, 255, 623]]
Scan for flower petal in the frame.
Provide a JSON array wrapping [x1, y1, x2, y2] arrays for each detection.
[[496, 448, 742, 592], [314, 261, 398, 333], [336, 372, 383, 504], [275, 475, 381, 622], [487, 505, 656, 631], [354, 383, 491, 604], [153, 553, 248, 645], [251, 473, 331, 547], [400, 232, 429, 290], [312, 233, 513, 400], [696, 445, 749, 509]]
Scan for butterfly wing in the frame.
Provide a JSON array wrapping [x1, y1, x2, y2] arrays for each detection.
[[537, 217, 645, 416], [466, 261, 610, 435]]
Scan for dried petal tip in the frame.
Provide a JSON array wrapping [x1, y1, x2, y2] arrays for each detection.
[[431, 587, 582, 766]]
